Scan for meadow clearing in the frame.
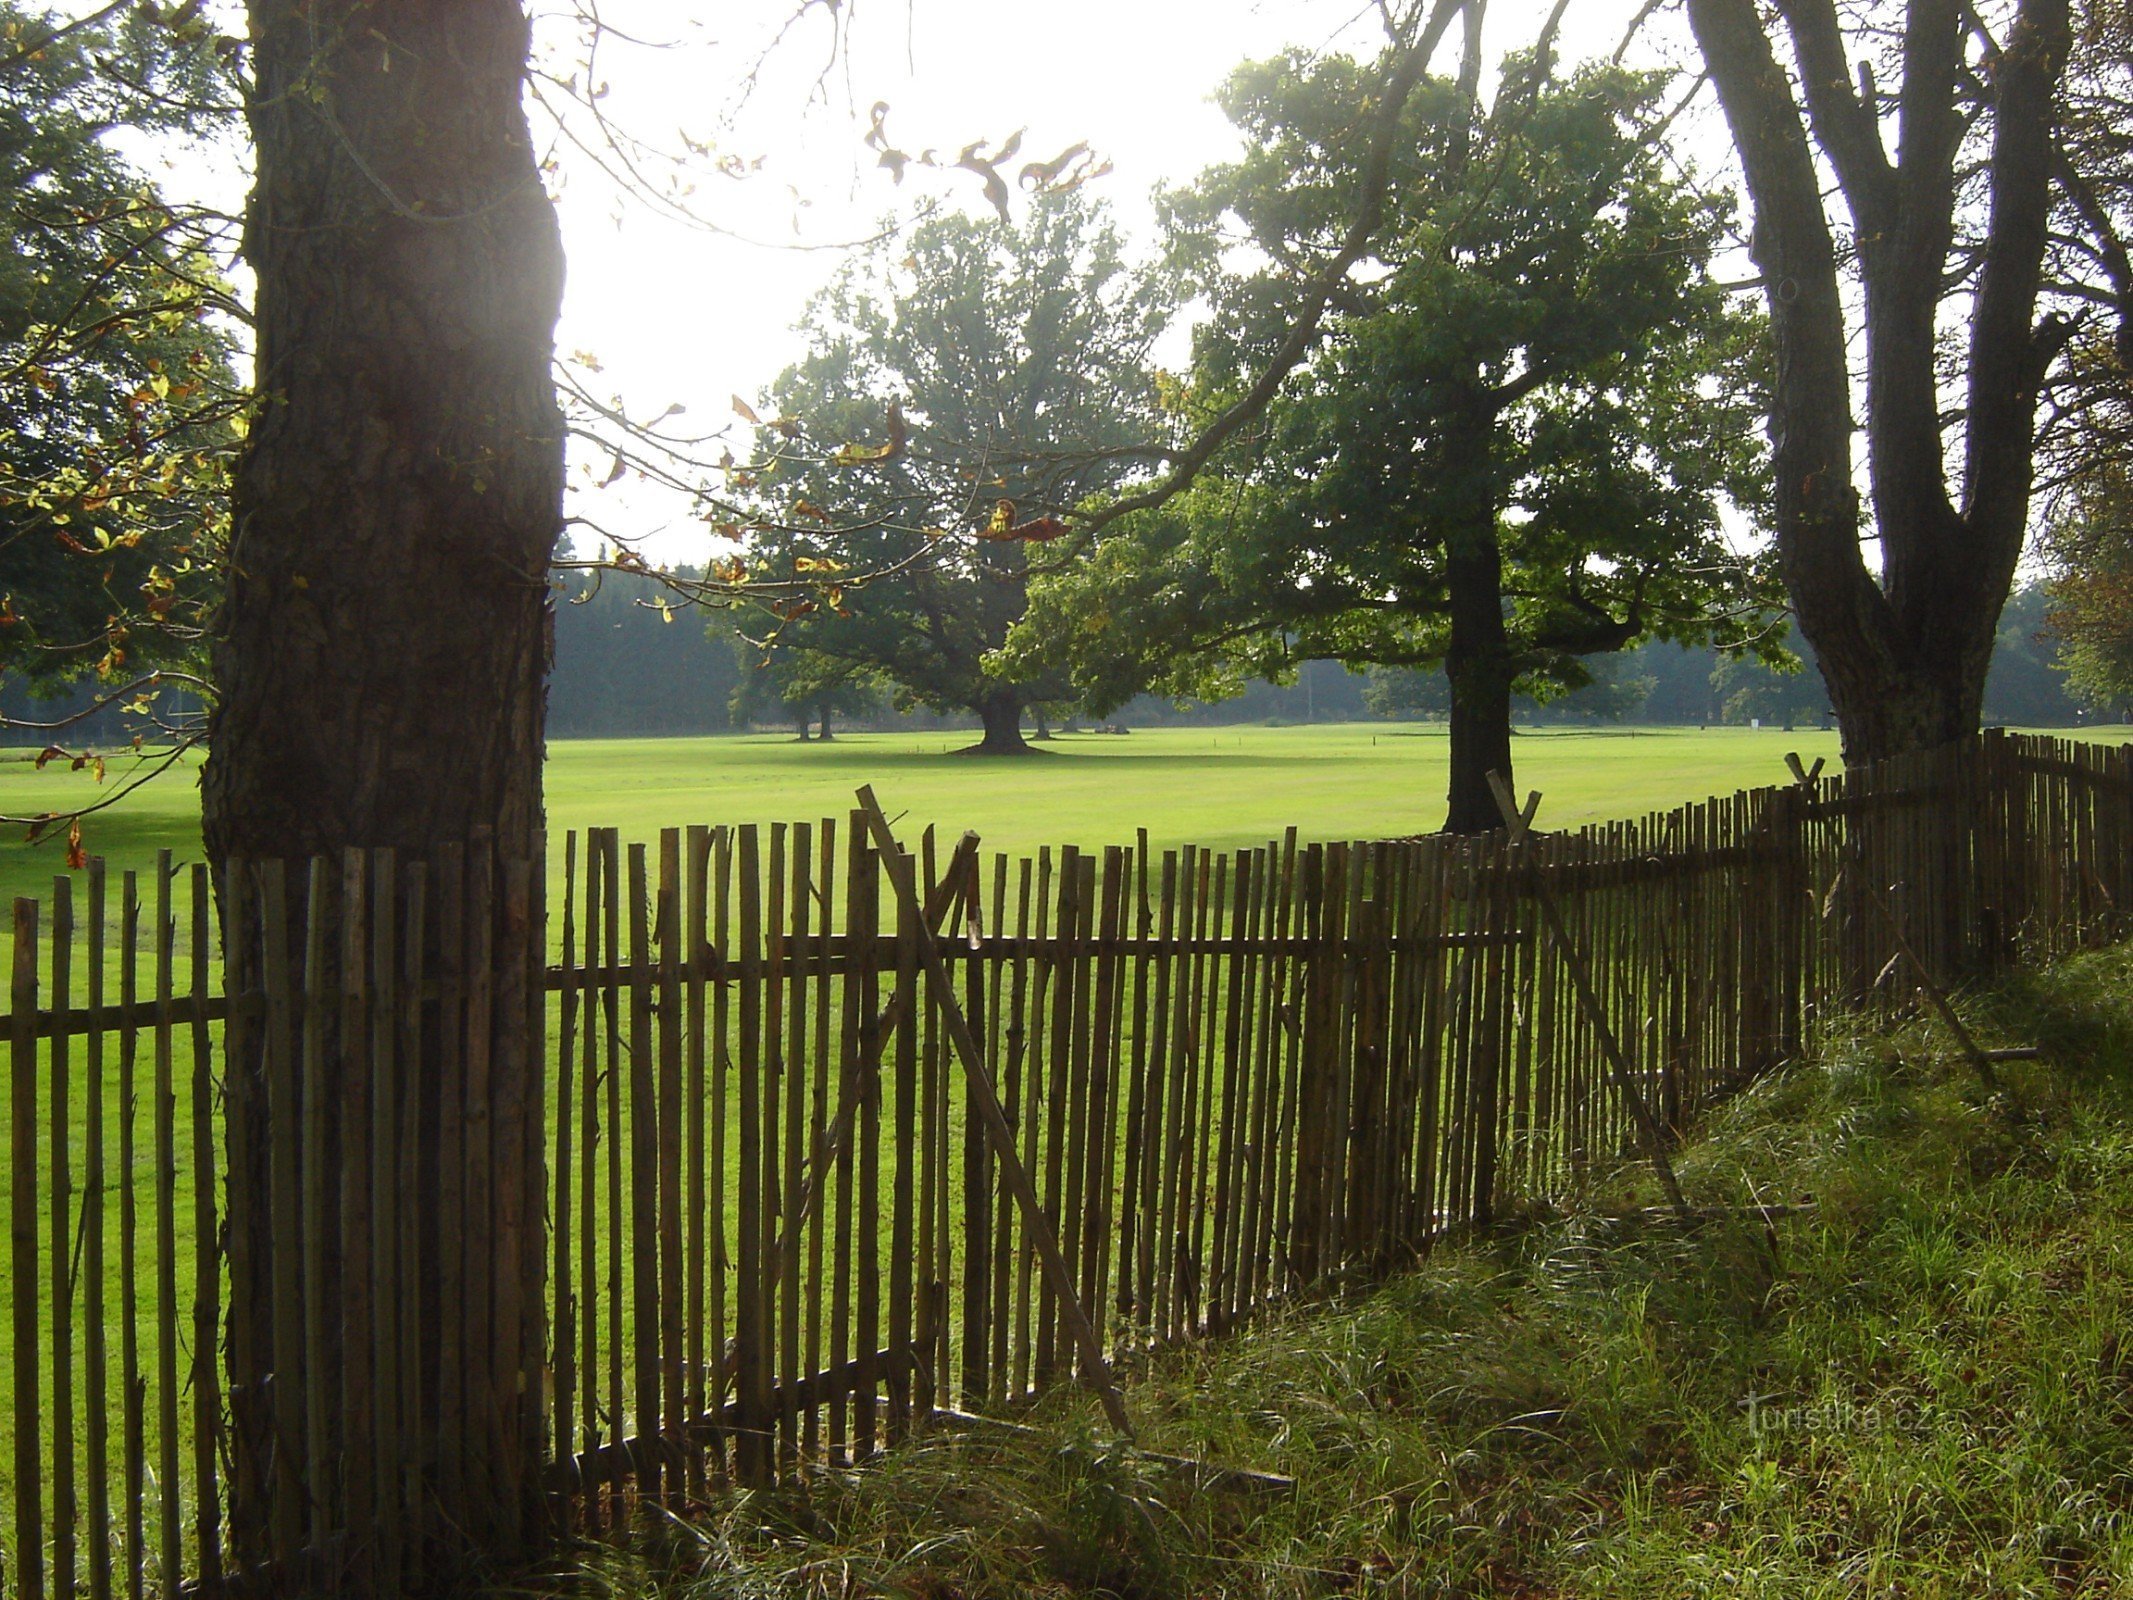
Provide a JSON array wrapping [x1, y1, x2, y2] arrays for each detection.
[[0, 721, 1875, 915]]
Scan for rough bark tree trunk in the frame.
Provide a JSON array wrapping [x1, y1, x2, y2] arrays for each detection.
[[206, 0, 564, 1580], [1443, 521, 1516, 835], [1685, 0, 2072, 768], [965, 689, 1031, 754], [817, 703, 835, 740], [1439, 401, 1515, 834]]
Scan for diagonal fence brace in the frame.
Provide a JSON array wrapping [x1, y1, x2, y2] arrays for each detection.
[[1487, 771, 1693, 1225], [764, 829, 983, 1288], [855, 785, 1136, 1440]]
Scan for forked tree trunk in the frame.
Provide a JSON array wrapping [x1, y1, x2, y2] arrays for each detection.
[[1685, 0, 2072, 769], [205, 0, 564, 1580]]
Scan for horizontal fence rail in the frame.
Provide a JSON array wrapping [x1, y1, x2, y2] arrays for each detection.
[[0, 729, 2127, 1595]]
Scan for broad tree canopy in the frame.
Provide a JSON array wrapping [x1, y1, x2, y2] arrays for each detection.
[[734, 192, 1171, 753], [1009, 53, 1778, 829]]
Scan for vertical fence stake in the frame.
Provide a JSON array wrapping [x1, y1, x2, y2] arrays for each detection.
[[11, 899, 45, 1600]]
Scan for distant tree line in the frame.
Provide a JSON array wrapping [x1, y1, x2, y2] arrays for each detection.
[[1358, 585, 2094, 731]]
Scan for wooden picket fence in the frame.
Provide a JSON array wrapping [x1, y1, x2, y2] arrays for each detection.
[[0, 729, 2129, 1595]]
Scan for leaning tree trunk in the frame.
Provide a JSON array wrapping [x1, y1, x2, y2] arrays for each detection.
[[966, 688, 1031, 754], [205, 1, 564, 1584]]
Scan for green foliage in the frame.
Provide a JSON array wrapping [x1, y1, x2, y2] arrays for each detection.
[[1010, 53, 1780, 718], [1984, 585, 2087, 726], [735, 193, 1172, 743], [2045, 454, 2133, 715], [1365, 653, 1664, 723], [727, 641, 883, 737], [547, 563, 745, 738], [0, 4, 242, 695], [1710, 620, 1831, 729]]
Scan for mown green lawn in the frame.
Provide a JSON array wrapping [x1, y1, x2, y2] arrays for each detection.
[[2, 721, 1868, 915]]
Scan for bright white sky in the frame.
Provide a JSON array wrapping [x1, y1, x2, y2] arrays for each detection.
[[112, 0, 1728, 561], [531, 0, 1722, 560]]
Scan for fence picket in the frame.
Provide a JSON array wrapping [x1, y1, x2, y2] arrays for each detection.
[[84, 862, 111, 1600], [49, 878, 74, 1600], [11, 898, 43, 1600], [151, 856, 180, 1600]]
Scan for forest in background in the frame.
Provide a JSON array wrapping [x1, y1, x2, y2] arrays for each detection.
[[0, 573, 2093, 746]]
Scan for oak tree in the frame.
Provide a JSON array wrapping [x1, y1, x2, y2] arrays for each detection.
[[736, 193, 1170, 753], [1013, 54, 1777, 830], [205, 0, 566, 1568]]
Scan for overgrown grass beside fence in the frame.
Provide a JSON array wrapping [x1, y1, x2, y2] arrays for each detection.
[[0, 730, 2127, 1597]]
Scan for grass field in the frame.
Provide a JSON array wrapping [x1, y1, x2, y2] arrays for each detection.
[[0, 722, 1868, 913]]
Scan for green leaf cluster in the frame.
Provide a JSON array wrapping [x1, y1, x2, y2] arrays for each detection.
[[1008, 51, 1782, 718], [736, 192, 1173, 736], [0, 3, 242, 694]]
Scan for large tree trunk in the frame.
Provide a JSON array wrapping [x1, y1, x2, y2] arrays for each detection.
[[1443, 534, 1515, 834], [817, 702, 835, 740], [1439, 402, 1514, 834], [1685, 0, 2072, 768], [206, 0, 564, 1580], [964, 688, 1032, 754]]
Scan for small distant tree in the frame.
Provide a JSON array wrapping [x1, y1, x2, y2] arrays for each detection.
[[729, 643, 884, 739], [1711, 623, 1833, 730], [1362, 664, 1450, 721], [1534, 656, 1659, 725]]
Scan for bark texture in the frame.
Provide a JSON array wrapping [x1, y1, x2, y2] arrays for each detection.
[[967, 688, 1033, 754], [1438, 397, 1519, 834], [1685, 0, 2073, 765], [207, 1, 564, 1583], [208, 0, 563, 863]]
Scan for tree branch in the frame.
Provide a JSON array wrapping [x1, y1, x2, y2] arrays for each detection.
[[1071, 0, 1469, 540]]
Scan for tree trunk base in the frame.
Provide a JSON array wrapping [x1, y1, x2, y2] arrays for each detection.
[[959, 695, 1036, 755]]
